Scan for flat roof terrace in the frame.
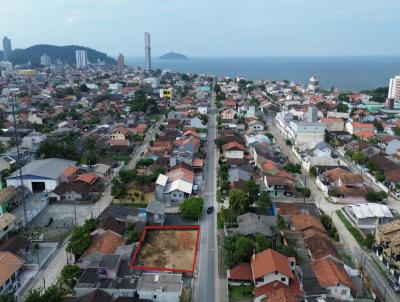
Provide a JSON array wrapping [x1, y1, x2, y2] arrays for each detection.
[[130, 225, 200, 273]]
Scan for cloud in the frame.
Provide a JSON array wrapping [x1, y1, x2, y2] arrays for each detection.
[[67, 16, 76, 24]]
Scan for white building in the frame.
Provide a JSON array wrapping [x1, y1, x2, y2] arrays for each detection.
[[40, 53, 51, 66], [137, 273, 182, 302], [389, 75, 400, 100], [308, 75, 320, 91], [0, 60, 13, 77], [343, 203, 393, 233], [6, 158, 76, 193], [75, 50, 88, 69], [289, 121, 325, 148]]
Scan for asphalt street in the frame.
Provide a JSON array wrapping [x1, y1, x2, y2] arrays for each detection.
[[194, 96, 220, 302]]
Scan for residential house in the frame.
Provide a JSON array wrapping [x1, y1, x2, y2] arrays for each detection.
[[304, 235, 341, 262], [0, 186, 20, 214], [189, 116, 207, 129], [221, 109, 235, 122], [21, 131, 46, 151], [0, 251, 24, 295], [50, 181, 93, 202], [0, 236, 30, 258], [369, 154, 400, 187], [317, 167, 368, 203], [155, 166, 195, 204], [291, 213, 328, 240], [385, 138, 400, 155], [74, 257, 138, 298], [108, 126, 135, 140], [0, 213, 16, 241], [223, 141, 246, 159], [345, 121, 375, 135], [262, 169, 296, 198], [137, 273, 183, 302], [248, 120, 264, 132], [77, 230, 126, 269], [312, 258, 356, 301], [319, 117, 344, 132]]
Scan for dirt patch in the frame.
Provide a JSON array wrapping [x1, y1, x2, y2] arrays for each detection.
[[135, 228, 198, 271]]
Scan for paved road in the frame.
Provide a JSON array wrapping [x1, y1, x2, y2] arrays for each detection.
[[19, 120, 161, 300], [194, 95, 220, 302], [126, 116, 165, 169], [264, 113, 399, 302]]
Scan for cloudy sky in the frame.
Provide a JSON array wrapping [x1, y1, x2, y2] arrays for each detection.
[[1, 0, 400, 57]]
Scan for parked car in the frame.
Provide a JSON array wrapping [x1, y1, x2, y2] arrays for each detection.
[[207, 206, 214, 214]]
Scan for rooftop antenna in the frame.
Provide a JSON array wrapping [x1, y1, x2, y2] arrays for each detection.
[[9, 94, 27, 227]]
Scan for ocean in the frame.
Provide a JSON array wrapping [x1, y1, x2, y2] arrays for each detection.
[[125, 56, 400, 91]]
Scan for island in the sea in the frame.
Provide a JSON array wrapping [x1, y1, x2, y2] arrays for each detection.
[[159, 52, 189, 60]]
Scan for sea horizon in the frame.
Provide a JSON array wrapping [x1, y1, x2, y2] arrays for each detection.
[[125, 55, 400, 91]]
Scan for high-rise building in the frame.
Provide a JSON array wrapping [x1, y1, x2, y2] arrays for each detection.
[[117, 53, 124, 73], [308, 75, 320, 92], [389, 75, 400, 100], [75, 50, 88, 69], [40, 53, 51, 66], [144, 32, 151, 71], [0, 60, 13, 77], [308, 106, 318, 123], [2, 36, 12, 60]]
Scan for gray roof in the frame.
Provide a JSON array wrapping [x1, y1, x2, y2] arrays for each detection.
[[236, 213, 276, 237], [146, 200, 166, 216], [228, 168, 252, 182], [7, 158, 76, 180], [138, 273, 182, 293]]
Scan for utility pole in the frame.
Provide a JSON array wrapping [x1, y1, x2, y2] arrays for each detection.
[[9, 95, 27, 226]]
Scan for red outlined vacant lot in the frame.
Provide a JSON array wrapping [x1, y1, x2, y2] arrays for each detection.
[[130, 225, 200, 273]]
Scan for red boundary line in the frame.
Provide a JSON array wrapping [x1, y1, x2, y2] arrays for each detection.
[[129, 225, 200, 273]]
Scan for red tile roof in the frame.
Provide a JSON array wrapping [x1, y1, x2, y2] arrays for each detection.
[[251, 249, 294, 280], [228, 263, 253, 281], [81, 230, 125, 258], [63, 165, 78, 177], [313, 258, 356, 291], [291, 213, 326, 234], [223, 141, 246, 151], [74, 173, 98, 185]]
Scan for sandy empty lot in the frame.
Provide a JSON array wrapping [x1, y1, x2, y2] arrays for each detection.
[[135, 228, 199, 271]]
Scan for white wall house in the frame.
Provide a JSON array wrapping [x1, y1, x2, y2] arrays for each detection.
[[137, 273, 183, 302]]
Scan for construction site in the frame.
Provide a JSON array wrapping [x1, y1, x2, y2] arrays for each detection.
[[131, 225, 200, 273]]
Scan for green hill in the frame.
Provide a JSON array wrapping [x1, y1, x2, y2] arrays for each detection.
[[8, 44, 116, 66], [159, 52, 188, 60]]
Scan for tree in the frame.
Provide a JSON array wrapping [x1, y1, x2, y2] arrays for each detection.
[[66, 226, 92, 257], [302, 187, 311, 198], [256, 191, 272, 214], [0, 295, 14, 302], [25, 286, 65, 302], [180, 197, 204, 219], [255, 235, 270, 252], [111, 177, 126, 198], [366, 191, 387, 202], [284, 163, 301, 174], [364, 233, 375, 249], [309, 166, 318, 177], [235, 236, 255, 263], [60, 264, 81, 289], [351, 152, 367, 165], [229, 189, 250, 215], [336, 102, 349, 113], [243, 180, 259, 204], [320, 213, 333, 231], [277, 214, 285, 230], [338, 93, 349, 103]]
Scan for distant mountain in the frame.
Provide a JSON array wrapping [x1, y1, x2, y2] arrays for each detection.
[[8, 44, 116, 66], [159, 52, 188, 60]]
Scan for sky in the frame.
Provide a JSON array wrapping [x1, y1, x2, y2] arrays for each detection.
[[1, 0, 400, 57]]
